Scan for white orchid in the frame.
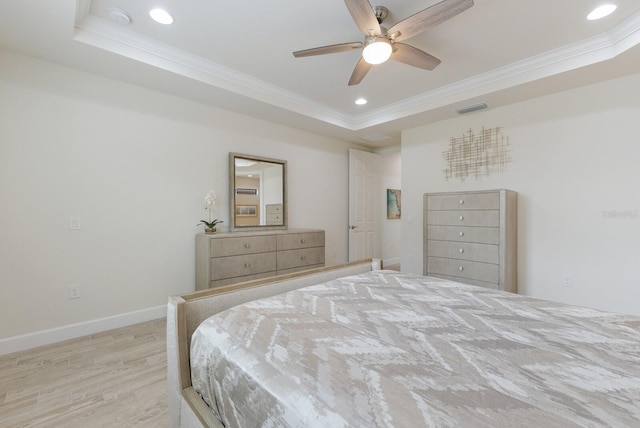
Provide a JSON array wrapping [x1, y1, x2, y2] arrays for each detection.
[[204, 190, 217, 210], [199, 190, 223, 230]]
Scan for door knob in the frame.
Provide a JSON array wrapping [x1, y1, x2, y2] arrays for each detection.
[[350, 225, 358, 229]]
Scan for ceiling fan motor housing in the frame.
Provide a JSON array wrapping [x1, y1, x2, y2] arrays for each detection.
[[373, 6, 388, 24]]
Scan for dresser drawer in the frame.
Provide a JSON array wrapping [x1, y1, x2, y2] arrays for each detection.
[[427, 192, 500, 210], [427, 225, 499, 244], [266, 213, 283, 224], [427, 210, 499, 227], [429, 274, 500, 290], [277, 232, 325, 250], [266, 204, 283, 214], [427, 257, 499, 284], [210, 235, 276, 257], [277, 264, 325, 276], [427, 240, 499, 264], [211, 271, 276, 288], [210, 253, 277, 280], [277, 247, 325, 270]]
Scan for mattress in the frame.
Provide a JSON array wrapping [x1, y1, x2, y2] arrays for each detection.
[[190, 271, 640, 427]]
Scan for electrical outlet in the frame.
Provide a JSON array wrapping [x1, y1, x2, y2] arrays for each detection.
[[69, 216, 81, 230], [68, 285, 81, 299], [562, 274, 574, 287]]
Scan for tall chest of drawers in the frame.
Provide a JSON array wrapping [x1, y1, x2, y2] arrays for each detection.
[[195, 229, 325, 290], [423, 190, 517, 292]]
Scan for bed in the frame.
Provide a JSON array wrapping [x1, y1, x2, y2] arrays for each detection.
[[167, 259, 640, 427]]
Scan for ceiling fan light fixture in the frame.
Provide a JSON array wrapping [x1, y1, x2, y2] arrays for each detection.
[[362, 37, 392, 65]]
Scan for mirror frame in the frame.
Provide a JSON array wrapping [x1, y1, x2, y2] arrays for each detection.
[[229, 152, 288, 231]]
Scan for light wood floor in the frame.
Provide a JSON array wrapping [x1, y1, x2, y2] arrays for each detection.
[[1, 266, 402, 427], [0, 318, 168, 428]]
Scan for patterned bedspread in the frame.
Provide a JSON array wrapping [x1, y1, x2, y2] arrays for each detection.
[[190, 271, 640, 427]]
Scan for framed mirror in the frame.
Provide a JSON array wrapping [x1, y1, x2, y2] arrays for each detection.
[[229, 153, 287, 231]]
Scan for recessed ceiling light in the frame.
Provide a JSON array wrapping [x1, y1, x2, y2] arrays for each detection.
[[149, 8, 174, 25], [355, 98, 367, 105], [587, 4, 617, 20]]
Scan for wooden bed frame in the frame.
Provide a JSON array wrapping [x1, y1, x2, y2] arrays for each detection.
[[167, 259, 382, 428]]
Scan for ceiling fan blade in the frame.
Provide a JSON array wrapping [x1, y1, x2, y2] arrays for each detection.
[[344, 0, 380, 35], [391, 43, 441, 70], [348, 57, 373, 86], [388, 0, 474, 41], [293, 42, 363, 58]]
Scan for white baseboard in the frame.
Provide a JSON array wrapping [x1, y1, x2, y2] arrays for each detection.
[[383, 257, 401, 268], [0, 305, 166, 356]]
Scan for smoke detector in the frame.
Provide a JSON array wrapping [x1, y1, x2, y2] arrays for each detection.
[[108, 8, 131, 26]]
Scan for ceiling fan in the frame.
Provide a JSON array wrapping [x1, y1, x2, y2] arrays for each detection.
[[293, 0, 474, 86]]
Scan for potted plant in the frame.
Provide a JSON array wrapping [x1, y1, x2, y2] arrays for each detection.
[[199, 190, 224, 233]]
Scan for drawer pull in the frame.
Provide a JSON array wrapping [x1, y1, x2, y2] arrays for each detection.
[[459, 199, 464, 205], [244, 262, 251, 268], [300, 255, 306, 260], [459, 231, 464, 237], [459, 248, 464, 254], [459, 215, 464, 221], [458, 266, 464, 272], [300, 239, 305, 244], [244, 243, 251, 249]]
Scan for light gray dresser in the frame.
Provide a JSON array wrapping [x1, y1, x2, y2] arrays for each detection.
[[423, 189, 517, 292], [195, 229, 325, 290]]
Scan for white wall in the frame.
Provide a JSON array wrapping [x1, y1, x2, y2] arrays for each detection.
[[401, 72, 640, 316], [0, 50, 360, 346], [379, 147, 402, 267]]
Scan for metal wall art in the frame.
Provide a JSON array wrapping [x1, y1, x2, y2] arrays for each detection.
[[443, 127, 512, 181]]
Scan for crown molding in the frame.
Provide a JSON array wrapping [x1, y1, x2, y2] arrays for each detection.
[[74, 14, 354, 129], [74, 7, 640, 132], [353, 10, 640, 129]]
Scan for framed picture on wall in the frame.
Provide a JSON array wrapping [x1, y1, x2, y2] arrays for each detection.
[[387, 189, 401, 219], [236, 205, 257, 217]]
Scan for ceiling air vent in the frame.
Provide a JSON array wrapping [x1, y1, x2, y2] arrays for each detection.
[[454, 102, 488, 115]]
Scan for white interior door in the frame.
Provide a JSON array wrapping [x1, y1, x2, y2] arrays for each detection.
[[349, 149, 381, 261]]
